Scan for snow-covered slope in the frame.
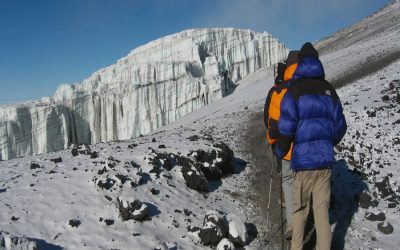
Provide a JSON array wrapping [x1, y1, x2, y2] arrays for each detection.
[[332, 60, 400, 250], [0, 28, 288, 161], [316, 0, 400, 86], [0, 66, 275, 249]]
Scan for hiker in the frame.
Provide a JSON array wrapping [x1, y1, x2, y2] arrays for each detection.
[[263, 51, 299, 240], [275, 42, 347, 250]]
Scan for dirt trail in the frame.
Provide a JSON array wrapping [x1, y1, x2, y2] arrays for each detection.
[[240, 110, 288, 249]]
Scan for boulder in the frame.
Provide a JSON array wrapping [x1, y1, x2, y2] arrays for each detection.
[[192, 149, 223, 180], [217, 238, 235, 250], [359, 192, 374, 209], [226, 213, 248, 246], [117, 197, 148, 221], [377, 221, 394, 234], [30, 163, 41, 170], [71, 144, 92, 156], [365, 211, 386, 221], [187, 135, 200, 141], [95, 177, 116, 190], [198, 211, 228, 246], [90, 151, 99, 159], [213, 143, 235, 175], [149, 151, 178, 171], [68, 219, 81, 228], [50, 157, 62, 163], [375, 176, 399, 205], [71, 148, 79, 157], [106, 156, 118, 169], [128, 143, 138, 149], [104, 219, 114, 226], [200, 161, 223, 180], [181, 158, 208, 192], [191, 142, 235, 180]]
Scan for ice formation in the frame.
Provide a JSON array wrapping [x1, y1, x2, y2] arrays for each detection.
[[0, 28, 287, 160]]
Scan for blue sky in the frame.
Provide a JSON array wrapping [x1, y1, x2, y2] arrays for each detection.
[[0, 0, 390, 104]]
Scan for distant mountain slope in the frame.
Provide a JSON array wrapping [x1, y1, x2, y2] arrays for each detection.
[[316, 0, 400, 87]]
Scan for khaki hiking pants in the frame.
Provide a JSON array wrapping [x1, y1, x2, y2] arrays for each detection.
[[291, 169, 331, 250]]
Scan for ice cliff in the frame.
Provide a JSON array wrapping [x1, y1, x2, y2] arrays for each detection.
[[0, 28, 287, 160]]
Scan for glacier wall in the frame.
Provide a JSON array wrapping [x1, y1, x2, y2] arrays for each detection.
[[0, 28, 287, 160]]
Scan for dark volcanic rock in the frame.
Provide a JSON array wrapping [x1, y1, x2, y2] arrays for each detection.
[[115, 174, 130, 184], [96, 177, 116, 190], [150, 188, 160, 195], [198, 211, 228, 246], [213, 142, 234, 175], [181, 158, 208, 192], [187, 135, 200, 141], [50, 157, 62, 163], [200, 164, 222, 180], [90, 151, 99, 159], [200, 164, 223, 181], [190, 142, 235, 180], [49, 170, 57, 174], [382, 95, 390, 101], [117, 197, 148, 221], [375, 176, 396, 199], [30, 163, 41, 170], [11, 216, 19, 221], [106, 156, 119, 168], [377, 222, 394, 234], [104, 219, 114, 226], [69, 219, 81, 227], [359, 192, 374, 209], [367, 110, 376, 118], [183, 209, 193, 216], [97, 166, 108, 175], [150, 152, 178, 171], [192, 149, 222, 180], [365, 211, 386, 221], [71, 148, 79, 157], [129, 161, 141, 168], [128, 143, 138, 149], [187, 226, 201, 232], [71, 144, 92, 157]]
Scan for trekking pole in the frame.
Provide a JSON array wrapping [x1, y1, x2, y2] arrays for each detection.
[[280, 156, 284, 249], [266, 146, 274, 232]]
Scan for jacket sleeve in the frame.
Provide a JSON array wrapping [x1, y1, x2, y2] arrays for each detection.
[[263, 87, 274, 129], [275, 91, 298, 158], [333, 94, 347, 145]]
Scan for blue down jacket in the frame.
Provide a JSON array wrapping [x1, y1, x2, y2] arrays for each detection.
[[275, 56, 347, 171]]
